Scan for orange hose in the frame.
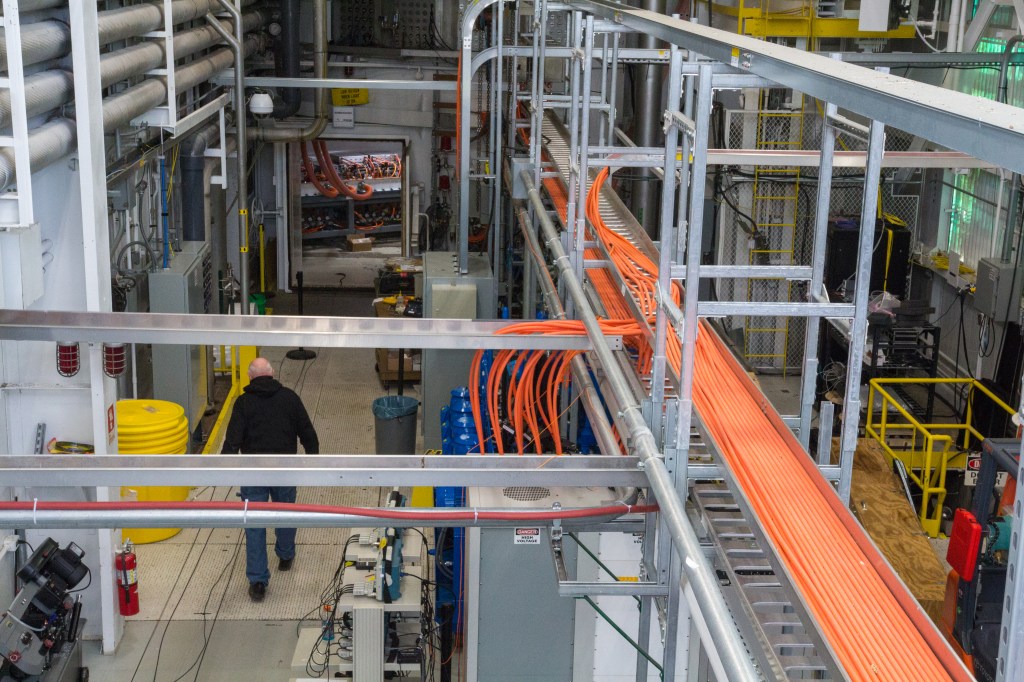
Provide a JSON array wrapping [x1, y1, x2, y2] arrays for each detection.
[[300, 140, 338, 198], [315, 140, 374, 200]]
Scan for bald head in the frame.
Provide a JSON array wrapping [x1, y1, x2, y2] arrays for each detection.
[[248, 358, 274, 380]]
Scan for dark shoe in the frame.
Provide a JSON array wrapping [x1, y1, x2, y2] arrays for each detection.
[[248, 582, 267, 601], [278, 557, 294, 571]]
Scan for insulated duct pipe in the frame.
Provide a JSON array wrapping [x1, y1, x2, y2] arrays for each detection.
[[0, 0, 258, 71], [181, 122, 224, 242], [207, 0, 250, 314], [0, 36, 266, 191], [272, 0, 301, 118], [0, 11, 267, 129], [250, 0, 328, 142], [520, 168, 760, 682]]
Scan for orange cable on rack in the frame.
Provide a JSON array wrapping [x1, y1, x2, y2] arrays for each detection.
[[489, 118, 971, 677]]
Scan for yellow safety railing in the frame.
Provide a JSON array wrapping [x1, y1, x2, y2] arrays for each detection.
[[202, 345, 258, 454], [865, 377, 1017, 537]]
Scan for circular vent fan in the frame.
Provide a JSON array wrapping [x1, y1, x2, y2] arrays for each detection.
[[502, 486, 551, 502]]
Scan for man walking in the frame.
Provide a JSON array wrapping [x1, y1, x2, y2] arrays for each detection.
[[223, 357, 319, 601]]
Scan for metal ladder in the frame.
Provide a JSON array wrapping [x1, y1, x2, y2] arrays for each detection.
[[692, 483, 838, 680]]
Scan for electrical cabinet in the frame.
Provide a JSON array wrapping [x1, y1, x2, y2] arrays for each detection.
[[975, 257, 1022, 322], [421, 251, 495, 450], [465, 486, 581, 681], [824, 218, 911, 300], [149, 241, 213, 444]]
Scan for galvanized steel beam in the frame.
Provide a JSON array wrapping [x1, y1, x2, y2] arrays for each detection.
[[0, 310, 618, 351], [572, 0, 1024, 173]]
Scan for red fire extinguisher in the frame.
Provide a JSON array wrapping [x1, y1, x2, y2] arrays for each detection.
[[116, 542, 139, 616]]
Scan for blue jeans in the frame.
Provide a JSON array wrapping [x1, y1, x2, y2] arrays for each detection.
[[239, 486, 296, 584]]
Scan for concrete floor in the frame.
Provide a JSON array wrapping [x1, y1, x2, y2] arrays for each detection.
[[83, 289, 436, 681]]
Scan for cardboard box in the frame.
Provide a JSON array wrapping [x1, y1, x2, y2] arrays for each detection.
[[348, 235, 373, 252], [386, 350, 419, 373]]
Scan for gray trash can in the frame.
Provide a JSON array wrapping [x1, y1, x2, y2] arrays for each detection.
[[372, 395, 419, 454]]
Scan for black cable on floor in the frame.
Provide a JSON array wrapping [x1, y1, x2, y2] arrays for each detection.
[[129, 486, 234, 682]]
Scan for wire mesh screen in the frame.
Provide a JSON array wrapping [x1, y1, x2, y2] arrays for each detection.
[[718, 108, 920, 372]]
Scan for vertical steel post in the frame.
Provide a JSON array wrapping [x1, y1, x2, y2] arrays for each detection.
[[675, 64, 713, 462], [837, 118, 886, 503], [68, 0, 121, 654], [798, 100, 837, 449], [574, 17, 596, 287], [651, 46, 683, 447], [648, 45, 686, 682], [1, 0, 33, 226], [565, 11, 583, 259], [491, 2, 504, 290], [608, 32, 620, 142], [598, 32, 609, 146]]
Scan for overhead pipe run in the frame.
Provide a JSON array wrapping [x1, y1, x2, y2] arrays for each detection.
[[0, 0, 259, 72], [272, 0, 301, 118], [249, 0, 329, 141], [0, 35, 267, 191], [0, 11, 267, 129]]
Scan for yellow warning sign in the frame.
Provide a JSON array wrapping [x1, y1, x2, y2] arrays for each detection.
[[332, 88, 369, 106]]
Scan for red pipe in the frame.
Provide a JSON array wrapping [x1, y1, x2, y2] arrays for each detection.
[[0, 500, 657, 521]]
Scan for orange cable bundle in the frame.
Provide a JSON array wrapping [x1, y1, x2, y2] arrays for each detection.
[[493, 122, 968, 677]]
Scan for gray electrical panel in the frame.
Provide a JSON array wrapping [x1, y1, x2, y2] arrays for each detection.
[[975, 257, 1022, 321], [465, 486, 583, 681], [421, 251, 495, 450], [149, 242, 213, 445]]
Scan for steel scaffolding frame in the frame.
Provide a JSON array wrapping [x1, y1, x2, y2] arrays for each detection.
[[0, 0, 1022, 678]]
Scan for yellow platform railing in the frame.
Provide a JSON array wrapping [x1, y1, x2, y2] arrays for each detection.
[[865, 377, 1016, 537], [203, 345, 258, 454]]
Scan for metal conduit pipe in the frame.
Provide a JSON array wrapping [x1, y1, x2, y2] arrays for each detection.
[[520, 168, 760, 682], [272, 0, 301, 118], [0, 505, 648, 530], [515, 205, 621, 458], [0, 36, 266, 191], [0, 0, 259, 71], [206, 0, 250, 313], [181, 122, 224, 242], [0, 11, 266, 129], [250, 0, 328, 142]]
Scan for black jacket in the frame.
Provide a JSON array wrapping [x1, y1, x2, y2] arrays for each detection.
[[222, 376, 319, 455]]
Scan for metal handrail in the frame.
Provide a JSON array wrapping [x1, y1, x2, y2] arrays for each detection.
[[866, 377, 1017, 537]]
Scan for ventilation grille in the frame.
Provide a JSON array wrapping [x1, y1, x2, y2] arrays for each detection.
[[503, 486, 551, 502]]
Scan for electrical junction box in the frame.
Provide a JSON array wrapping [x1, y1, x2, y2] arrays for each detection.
[[149, 241, 213, 443], [421, 251, 495, 450], [974, 257, 1022, 321], [465, 486, 591, 681]]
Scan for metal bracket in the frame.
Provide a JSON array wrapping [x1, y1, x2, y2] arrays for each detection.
[[0, 535, 17, 561]]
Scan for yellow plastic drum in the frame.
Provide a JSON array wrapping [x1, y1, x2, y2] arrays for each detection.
[[117, 399, 192, 544]]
